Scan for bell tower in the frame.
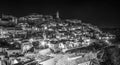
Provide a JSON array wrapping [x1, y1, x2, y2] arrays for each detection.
[[56, 11, 60, 19]]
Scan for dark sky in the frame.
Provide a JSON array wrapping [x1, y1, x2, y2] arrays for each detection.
[[0, 0, 120, 28]]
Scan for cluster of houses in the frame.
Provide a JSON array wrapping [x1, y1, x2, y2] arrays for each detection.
[[0, 14, 115, 65]]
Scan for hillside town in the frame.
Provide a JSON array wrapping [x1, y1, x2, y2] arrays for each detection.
[[0, 13, 115, 65]]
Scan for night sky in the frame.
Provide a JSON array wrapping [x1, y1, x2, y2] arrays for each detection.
[[0, 0, 120, 28]]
